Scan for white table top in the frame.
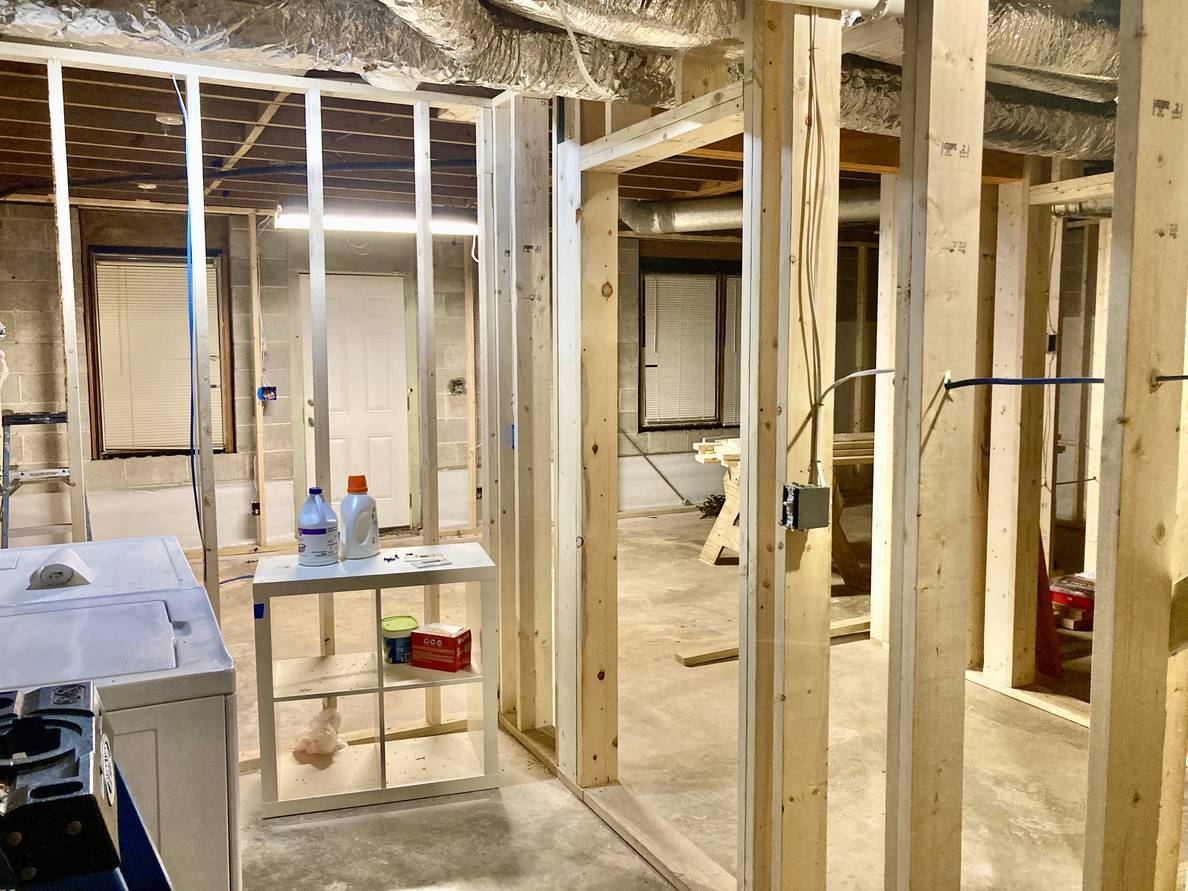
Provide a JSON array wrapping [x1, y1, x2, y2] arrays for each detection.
[[252, 541, 495, 599]]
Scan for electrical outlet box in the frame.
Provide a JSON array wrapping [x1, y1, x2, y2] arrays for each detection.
[[782, 483, 830, 531]]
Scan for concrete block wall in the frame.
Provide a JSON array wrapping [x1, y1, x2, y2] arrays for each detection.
[[432, 237, 472, 471], [0, 204, 473, 546]]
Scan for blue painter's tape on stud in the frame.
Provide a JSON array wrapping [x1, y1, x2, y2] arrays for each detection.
[[254, 603, 265, 620]]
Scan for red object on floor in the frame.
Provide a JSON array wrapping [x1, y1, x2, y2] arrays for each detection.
[[411, 624, 472, 673], [1036, 539, 1064, 680]]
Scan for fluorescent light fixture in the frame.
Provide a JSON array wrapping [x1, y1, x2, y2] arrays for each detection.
[[273, 201, 478, 236]]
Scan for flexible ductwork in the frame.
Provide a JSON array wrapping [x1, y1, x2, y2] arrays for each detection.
[[485, 0, 736, 51], [850, 0, 1119, 102], [0, 0, 676, 105], [842, 58, 1115, 160], [619, 188, 882, 235]]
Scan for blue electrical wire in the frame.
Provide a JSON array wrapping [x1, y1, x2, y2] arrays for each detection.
[[944, 375, 1104, 391]]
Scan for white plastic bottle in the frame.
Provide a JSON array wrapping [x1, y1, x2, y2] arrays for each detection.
[[296, 486, 339, 566], [340, 474, 380, 560]]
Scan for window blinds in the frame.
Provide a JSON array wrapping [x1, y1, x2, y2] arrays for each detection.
[[94, 257, 225, 452], [642, 272, 719, 426]]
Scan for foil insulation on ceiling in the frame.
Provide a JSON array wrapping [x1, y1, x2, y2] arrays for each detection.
[[0, 0, 677, 105], [841, 58, 1115, 160], [485, 0, 737, 51], [851, 0, 1119, 101]]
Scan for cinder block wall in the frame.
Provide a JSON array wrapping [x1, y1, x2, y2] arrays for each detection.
[[0, 203, 473, 544]]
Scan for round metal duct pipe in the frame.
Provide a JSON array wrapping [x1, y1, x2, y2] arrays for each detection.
[[619, 187, 882, 235]]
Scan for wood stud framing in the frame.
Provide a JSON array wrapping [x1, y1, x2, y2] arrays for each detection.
[[413, 100, 443, 726], [183, 73, 221, 615], [869, 174, 897, 645], [983, 159, 1049, 689], [885, 1, 988, 886], [508, 97, 554, 732], [304, 87, 334, 659], [739, 3, 841, 885], [45, 60, 88, 549], [1084, 1, 1188, 885]]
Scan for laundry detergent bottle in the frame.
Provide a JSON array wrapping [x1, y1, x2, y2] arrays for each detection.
[[340, 475, 380, 560], [297, 486, 340, 566]]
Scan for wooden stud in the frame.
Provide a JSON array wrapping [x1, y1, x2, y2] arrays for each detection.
[[870, 174, 897, 646], [1028, 172, 1114, 206], [182, 74, 221, 615], [968, 183, 998, 669], [45, 60, 88, 547], [463, 243, 478, 533], [509, 97, 554, 732], [304, 88, 334, 658], [885, 1, 988, 886], [248, 212, 268, 547], [1082, 219, 1110, 571], [413, 100, 442, 726], [580, 83, 743, 174], [491, 98, 519, 721], [575, 168, 619, 788], [738, 4, 841, 885], [552, 102, 582, 780], [1083, 2, 1188, 884], [982, 160, 1048, 689]]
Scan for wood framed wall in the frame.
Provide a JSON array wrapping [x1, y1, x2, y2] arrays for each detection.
[[738, 3, 841, 886], [885, 1, 989, 886], [1083, 0, 1188, 884]]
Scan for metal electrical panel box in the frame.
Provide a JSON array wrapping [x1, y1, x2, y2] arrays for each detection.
[[782, 483, 830, 531]]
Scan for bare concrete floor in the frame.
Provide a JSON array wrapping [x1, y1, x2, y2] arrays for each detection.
[[213, 533, 668, 890], [211, 511, 1188, 890], [615, 510, 1188, 888]]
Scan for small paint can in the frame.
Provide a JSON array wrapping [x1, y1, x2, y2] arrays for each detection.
[[381, 615, 419, 664]]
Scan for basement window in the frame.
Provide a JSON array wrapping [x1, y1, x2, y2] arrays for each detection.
[[90, 253, 232, 456], [639, 269, 742, 430]]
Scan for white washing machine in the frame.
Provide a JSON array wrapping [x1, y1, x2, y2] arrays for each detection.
[[0, 535, 238, 890]]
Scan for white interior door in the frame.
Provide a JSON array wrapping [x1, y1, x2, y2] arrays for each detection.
[[300, 273, 411, 528]]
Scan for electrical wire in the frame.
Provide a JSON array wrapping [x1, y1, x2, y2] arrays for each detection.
[[802, 14, 829, 487], [471, 235, 480, 264], [817, 368, 895, 406], [552, 0, 613, 100], [943, 375, 1104, 391]]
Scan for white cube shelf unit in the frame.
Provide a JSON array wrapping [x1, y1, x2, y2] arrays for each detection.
[[252, 542, 498, 818]]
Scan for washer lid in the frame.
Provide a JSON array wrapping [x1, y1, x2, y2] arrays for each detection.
[[1, 600, 177, 690]]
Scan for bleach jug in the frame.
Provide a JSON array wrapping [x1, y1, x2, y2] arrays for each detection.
[[340, 475, 380, 559], [297, 486, 339, 566]]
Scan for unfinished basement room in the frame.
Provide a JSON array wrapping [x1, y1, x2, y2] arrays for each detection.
[[0, 0, 1184, 888]]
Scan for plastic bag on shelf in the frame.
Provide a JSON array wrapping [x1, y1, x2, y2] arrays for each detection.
[[291, 708, 348, 756]]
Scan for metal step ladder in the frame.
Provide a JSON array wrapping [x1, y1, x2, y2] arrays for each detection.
[[1, 410, 92, 547]]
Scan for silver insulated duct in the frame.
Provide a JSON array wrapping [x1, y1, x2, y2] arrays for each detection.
[[849, 0, 1119, 102], [485, 0, 737, 51], [842, 57, 1115, 160], [0, 0, 677, 105], [620, 188, 883, 235]]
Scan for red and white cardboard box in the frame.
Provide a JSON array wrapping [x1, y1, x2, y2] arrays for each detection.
[[411, 623, 472, 672]]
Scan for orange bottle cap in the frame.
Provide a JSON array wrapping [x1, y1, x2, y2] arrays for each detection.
[[347, 474, 368, 493]]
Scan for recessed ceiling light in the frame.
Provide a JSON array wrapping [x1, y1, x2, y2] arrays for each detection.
[[136, 182, 158, 191], [154, 111, 184, 127]]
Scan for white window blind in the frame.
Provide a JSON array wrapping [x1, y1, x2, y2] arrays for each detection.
[[722, 275, 742, 426], [94, 257, 225, 452], [642, 272, 719, 426]]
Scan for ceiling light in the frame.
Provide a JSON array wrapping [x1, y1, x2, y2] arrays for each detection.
[[155, 111, 184, 127], [273, 202, 478, 237], [137, 182, 158, 191]]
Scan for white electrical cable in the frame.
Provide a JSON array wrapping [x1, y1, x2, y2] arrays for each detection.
[[552, 0, 614, 100], [471, 235, 479, 264]]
